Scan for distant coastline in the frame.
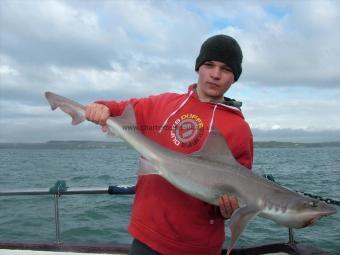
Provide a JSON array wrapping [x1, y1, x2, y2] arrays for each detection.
[[1, 140, 340, 149]]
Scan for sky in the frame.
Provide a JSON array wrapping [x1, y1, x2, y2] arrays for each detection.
[[0, 0, 340, 143]]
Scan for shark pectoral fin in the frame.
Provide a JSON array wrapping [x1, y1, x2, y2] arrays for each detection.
[[227, 205, 259, 255], [138, 156, 160, 176]]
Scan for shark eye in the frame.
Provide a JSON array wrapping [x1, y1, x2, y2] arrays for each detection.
[[309, 201, 318, 207]]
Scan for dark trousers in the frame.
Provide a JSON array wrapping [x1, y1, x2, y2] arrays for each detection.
[[128, 239, 161, 255]]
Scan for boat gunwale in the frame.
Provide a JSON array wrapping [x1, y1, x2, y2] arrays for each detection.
[[0, 241, 336, 255]]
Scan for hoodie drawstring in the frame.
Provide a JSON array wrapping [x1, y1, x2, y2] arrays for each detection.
[[158, 90, 194, 133], [208, 104, 218, 133]]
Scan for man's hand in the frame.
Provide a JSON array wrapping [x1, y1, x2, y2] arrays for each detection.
[[218, 194, 239, 219], [85, 103, 110, 132]]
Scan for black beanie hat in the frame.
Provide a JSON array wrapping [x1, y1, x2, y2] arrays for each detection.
[[195, 34, 243, 81]]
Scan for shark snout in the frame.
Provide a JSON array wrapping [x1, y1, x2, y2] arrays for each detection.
[[304, 202, 337, 227], [319, 201, 337, 216], [298, 201, 336, 228]]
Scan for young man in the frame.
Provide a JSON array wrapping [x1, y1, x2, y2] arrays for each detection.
[[86, 35, 253, 255]]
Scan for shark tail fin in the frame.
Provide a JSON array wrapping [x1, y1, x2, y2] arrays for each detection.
[[45, 92, 86, 125]]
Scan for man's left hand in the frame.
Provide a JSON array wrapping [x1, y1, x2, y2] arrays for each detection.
[[218, 194, 239, 219]]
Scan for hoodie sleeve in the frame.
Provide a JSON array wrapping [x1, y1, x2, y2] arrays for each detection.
[[94, 98, 150, 129], [95, 98, 137, 116], [228, 121, 253, 170], [236, 132, 253, 170], [94, 92, 181, 127]]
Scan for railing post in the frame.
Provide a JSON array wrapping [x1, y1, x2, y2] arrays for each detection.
[[54, 194, 62, 245], [50, 181, 67, 246], [288, 227, 295, 244]]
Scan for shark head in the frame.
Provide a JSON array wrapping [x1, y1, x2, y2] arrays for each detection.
[[286, 197, 337, 228]]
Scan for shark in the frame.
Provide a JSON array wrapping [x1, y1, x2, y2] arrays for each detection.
[[45, 91, 337, 254]]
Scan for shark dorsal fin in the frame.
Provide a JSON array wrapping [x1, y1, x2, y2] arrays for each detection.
[[192, 126, 238, 165]]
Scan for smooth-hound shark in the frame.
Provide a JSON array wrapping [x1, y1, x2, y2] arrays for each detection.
[[45, 92, 336, 254]]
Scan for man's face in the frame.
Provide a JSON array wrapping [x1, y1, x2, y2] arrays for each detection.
[[196, 61, 235, 102]]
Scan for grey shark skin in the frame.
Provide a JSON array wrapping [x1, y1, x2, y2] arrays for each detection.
[[45, 92, 337, 255]]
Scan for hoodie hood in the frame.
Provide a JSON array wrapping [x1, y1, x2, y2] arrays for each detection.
[[159, 84, 244, 133], [188, 84, 243, 112]]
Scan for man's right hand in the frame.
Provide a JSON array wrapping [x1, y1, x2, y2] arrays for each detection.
[[85, 103, 110, 132]]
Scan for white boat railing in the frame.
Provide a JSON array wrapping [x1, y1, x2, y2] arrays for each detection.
[[1, 178, 337, 254], [0, 180, 298, 247], [0, 180, 135, 245]]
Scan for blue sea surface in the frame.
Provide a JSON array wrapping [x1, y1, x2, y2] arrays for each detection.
[[0, 142, 339, 253]]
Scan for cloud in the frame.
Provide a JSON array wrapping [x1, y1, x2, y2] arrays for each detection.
[[0, 0, 340, 142], [2, 0, 340, 91], [190, 1, 340, 87], [0, 0, 116, 69], [236, 84, 340, 132]]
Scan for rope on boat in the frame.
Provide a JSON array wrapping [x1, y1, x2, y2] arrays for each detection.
[[296, 191, 340, 206], [263, 174, 340, 206]]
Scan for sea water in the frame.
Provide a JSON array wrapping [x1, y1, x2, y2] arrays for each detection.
[[0, 142, 339, 253]]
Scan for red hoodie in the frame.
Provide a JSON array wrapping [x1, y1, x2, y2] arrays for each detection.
[[96, 84, 253, 255]]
